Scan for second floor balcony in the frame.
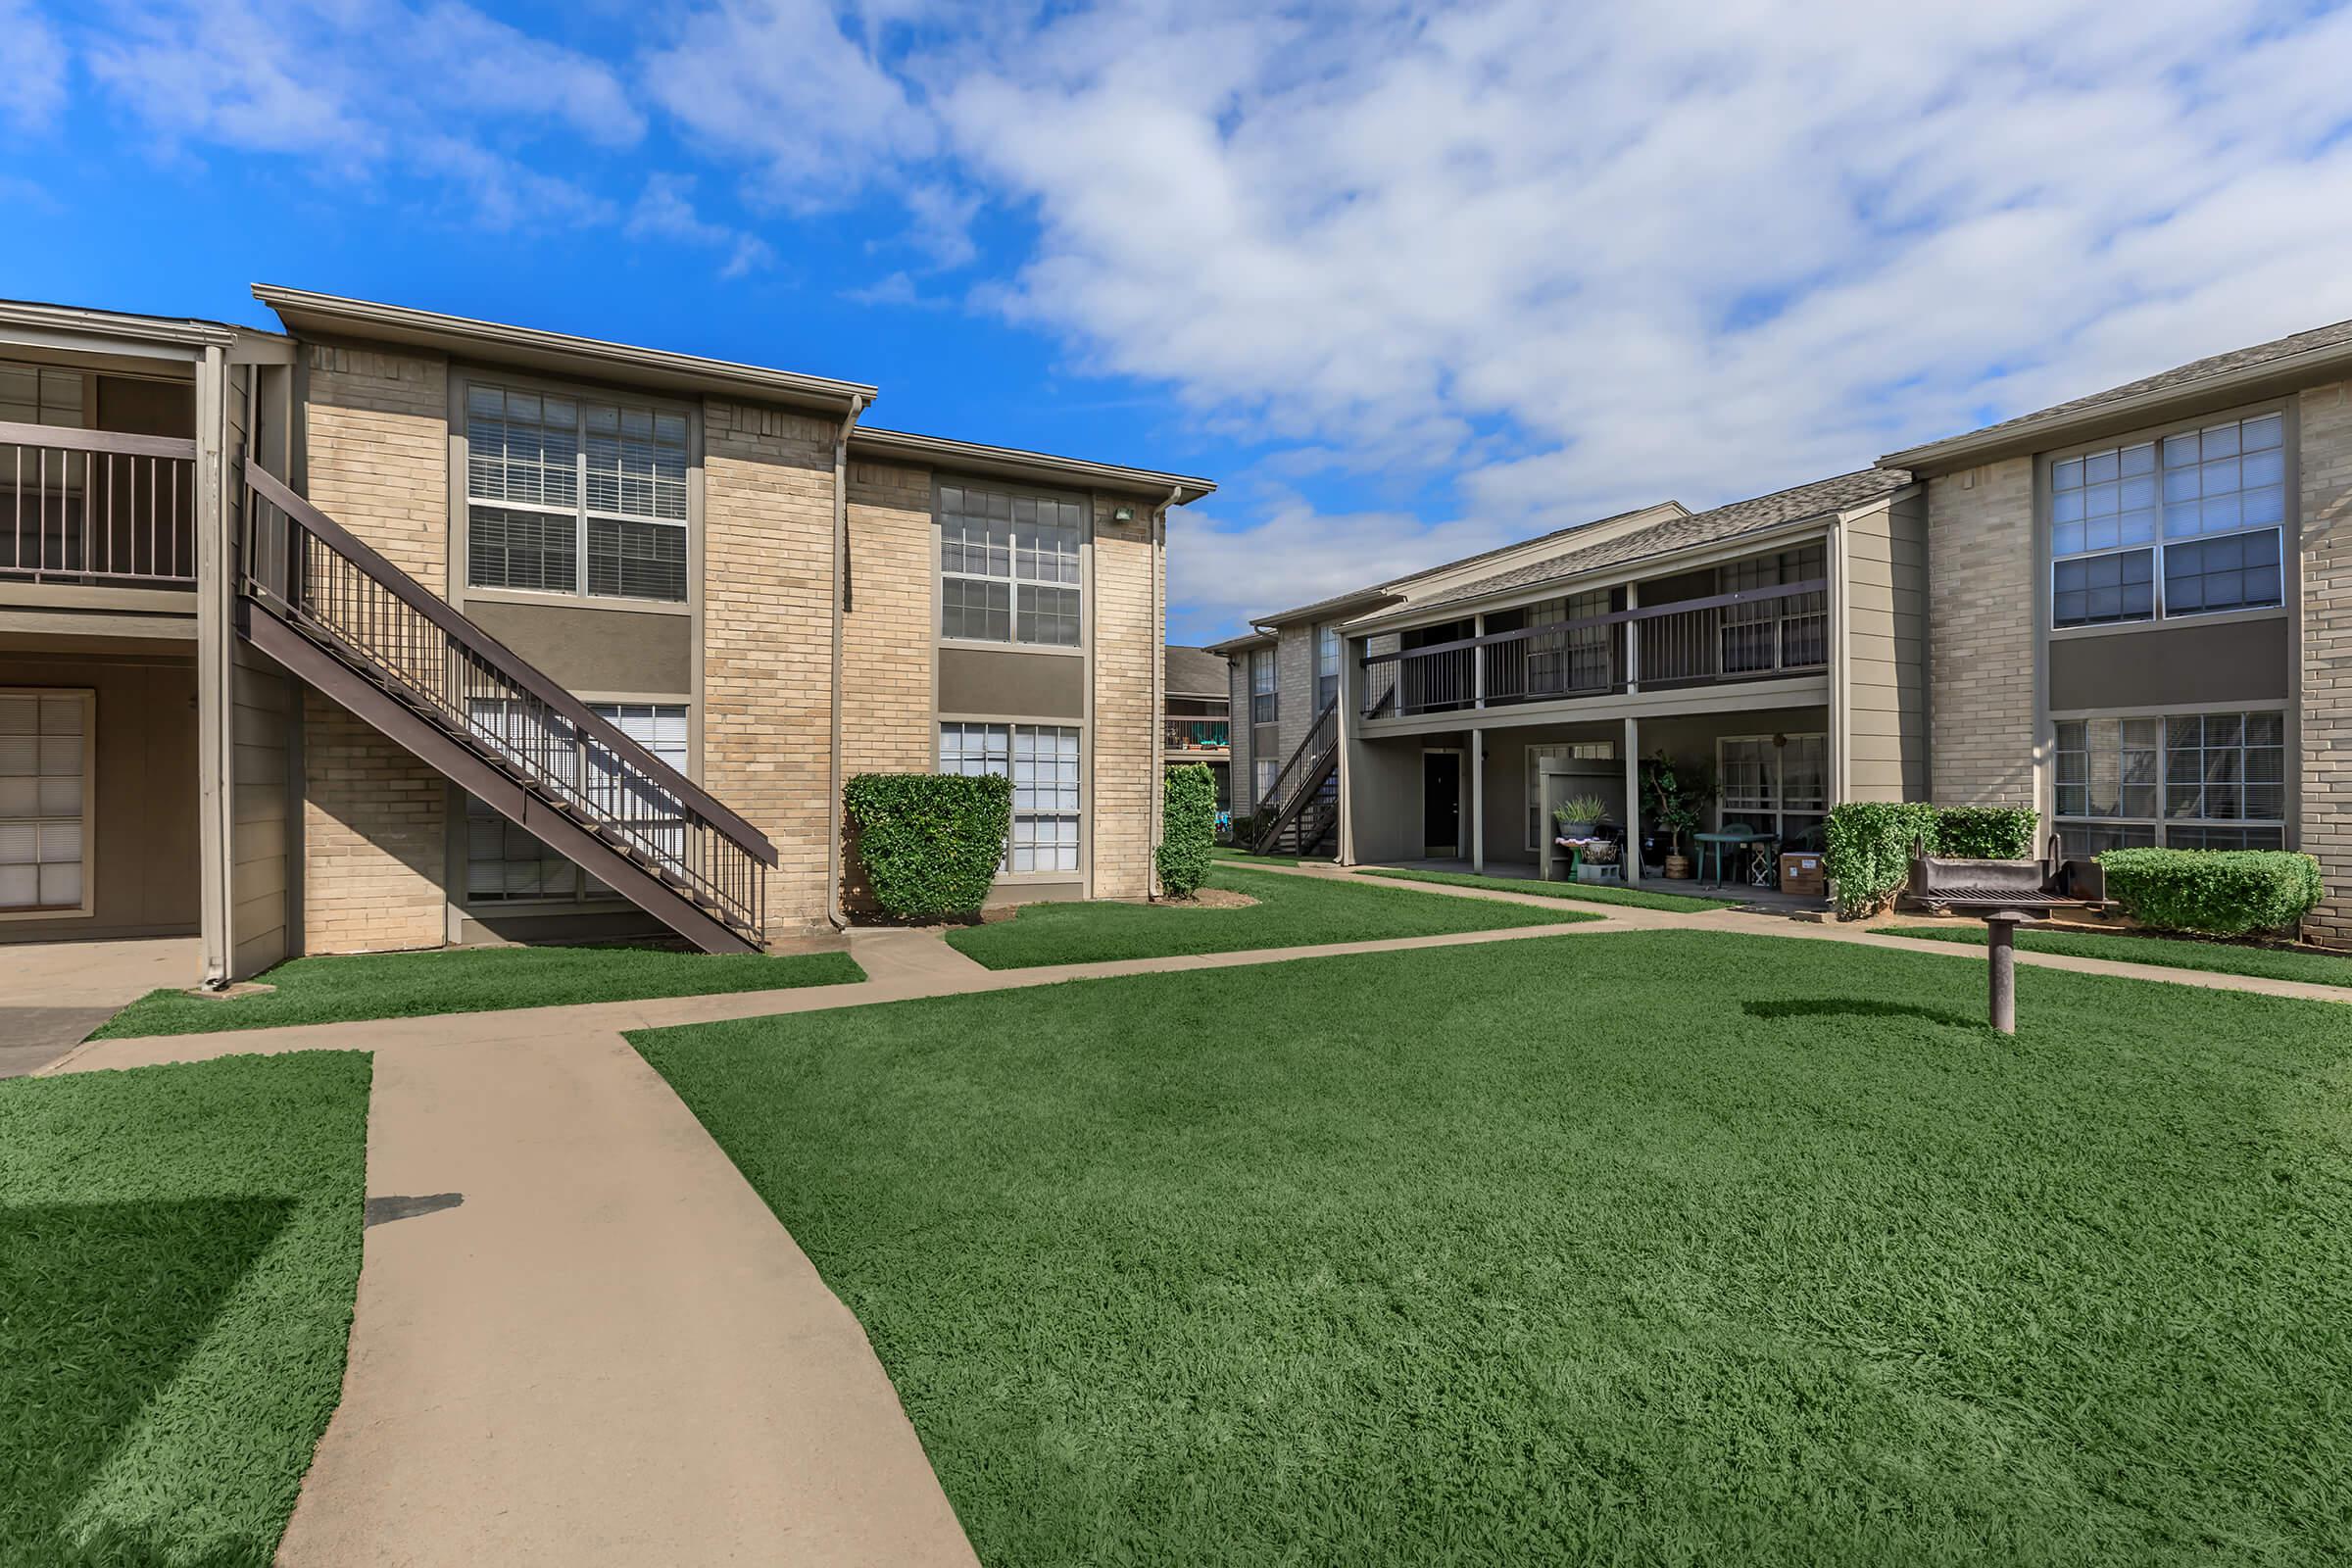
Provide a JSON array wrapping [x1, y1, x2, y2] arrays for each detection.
[[1361, 576, 1828, 720], [2, 420, 200, 591], [1164, 716, 1231, 753]]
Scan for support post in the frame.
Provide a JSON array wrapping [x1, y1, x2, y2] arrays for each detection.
[[1623, 715, 1642, 888], [1986, 914, 2018, 1034], [1469, 735, 1485, 873]]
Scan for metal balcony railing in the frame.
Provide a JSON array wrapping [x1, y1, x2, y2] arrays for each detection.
[[0, 421, 199, 587]]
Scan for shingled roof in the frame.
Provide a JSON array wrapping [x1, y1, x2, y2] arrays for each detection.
[[1886, 315, 2352, 470], [1404, 467, 1912, 616], [1163, 645, 1231, 697]]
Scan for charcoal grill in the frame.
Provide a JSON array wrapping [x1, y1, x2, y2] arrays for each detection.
[[1907, 836, 2105, 1033]]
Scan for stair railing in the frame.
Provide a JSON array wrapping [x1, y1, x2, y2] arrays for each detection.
[[1250, 696, 1338, 853], [239, 465, 774, 942]]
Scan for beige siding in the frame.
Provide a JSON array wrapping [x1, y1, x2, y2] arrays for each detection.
[[2299, 378, 2352, 946], [703, 399, 837, 930], [1842, 493, 1930, 802], [227, 650, 293, 975], [844, 458, 936, 773], [1925, 457, 2036, 807], [1090, 495, 1159, 898]]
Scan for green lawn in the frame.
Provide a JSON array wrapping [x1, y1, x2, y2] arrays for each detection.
[[1359, 863, 1745, 913], [1872, 920, 2352, 989], [94, 944, 865, 1039], [1208, 845, 1322, 867], [0, 1052, 371, 1568], [946, 864, 1584, 969], [637, 932, 2352, 1566]]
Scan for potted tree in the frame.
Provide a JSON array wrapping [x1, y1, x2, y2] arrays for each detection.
[[1642, 755, 1712, 879]]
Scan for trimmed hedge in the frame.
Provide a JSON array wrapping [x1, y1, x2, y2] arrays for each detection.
[[2097, 848, 2325, 937], [1822, 802, 1939, 919], [844, 772, 1012, 919], [1156, 764, 1216, 899], [1934, 806, 2040, 860]]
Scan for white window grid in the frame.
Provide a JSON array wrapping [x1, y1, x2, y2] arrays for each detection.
[[1715, 734, 1828, 848], [466, 382, 689, 604], [1250, 649, 1277, 726], [466, 702, 689, 903], [939, 484, 1083, 647], [2054, 709, 2285, 855], [939, 721, 1083, 874], [1315, 625, 1341, 712], [2050, 411, 2285, 629], [0, 689, 90, 913]]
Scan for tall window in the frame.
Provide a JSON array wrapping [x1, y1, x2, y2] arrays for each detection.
[[1254, 756, 1280, 803], [466, 383, 689, 603], [1717, 734, 1828, 850], [1718, 544, 1828, 673], [2054, 710, 2285, 855], [1315, 625, 1341, 713], [466, 703, 688, 902], [939, 722, 1082, 872], [0, 689, 88, 912], [2051, 411, 2284, 628], [939, 484, 1083, 646], [1250, 649, 1277, 725]]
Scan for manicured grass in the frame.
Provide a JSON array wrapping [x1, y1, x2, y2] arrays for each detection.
[[1871, 920, 2352, 989], [93, 944, 865, 1039], [0, 1052, 370, 1567], [638, 932, 2352, 1565], [1360, 863, 1745, 913], [945, 864, 1583, 969], [1208, 845, 1320, 867]]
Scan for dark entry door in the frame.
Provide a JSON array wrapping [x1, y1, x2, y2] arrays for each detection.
[[1423, 752, 1461, 856]]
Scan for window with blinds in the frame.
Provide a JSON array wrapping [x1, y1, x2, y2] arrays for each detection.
[[939, 721, 1083, 873], [0, 690, 89, 912], [466, 383, 689, 603], [465, 702, 690, 903]]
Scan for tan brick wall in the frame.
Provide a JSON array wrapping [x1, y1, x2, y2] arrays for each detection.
[[300, 692, 447, 953], [2299, 380, 2352, 946], [704, 399, 838, 930], [1091, 496, 1161, 898], [844, 459, 936, 774], [303, 340, 450, 592], [1274, 622, 1316, 763], [1925, 457, 2037, 807]]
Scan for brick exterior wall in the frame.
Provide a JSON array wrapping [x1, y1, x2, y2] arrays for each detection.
[[299, 340, 455, 952], [1091, 496, 1160, 898], [1925, 457, 2038, 807], [1227, 655, 1252, 813], [843, 459, 936, 774], [703, 399, 838, 930], [2299, 380, 2352, 946], [300, 693, 447, 953], [1274, 622, 1315, 763]]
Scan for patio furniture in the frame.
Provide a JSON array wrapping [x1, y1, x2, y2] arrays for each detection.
[[1906, 836, 2106, 1034], [1745, 836, 1781, 887], [1690, 828, 1759, 889], [1552, 835, 1609, 883]]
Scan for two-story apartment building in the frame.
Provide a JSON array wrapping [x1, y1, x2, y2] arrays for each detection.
[[1161, 645, 1230, 811], [1222, 314, 2352, 943], [0, 287, 1210, 986]]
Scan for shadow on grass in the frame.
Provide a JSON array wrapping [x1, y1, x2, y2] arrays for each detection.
[[1742, 997, 1983, 1030], [0, 1198, 295, 1568]]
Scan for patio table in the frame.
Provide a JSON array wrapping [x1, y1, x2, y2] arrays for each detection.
[[1690, 828, 1760, 889]]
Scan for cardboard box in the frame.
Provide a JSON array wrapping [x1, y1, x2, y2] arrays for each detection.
[[1779, 853, 1826, 898]]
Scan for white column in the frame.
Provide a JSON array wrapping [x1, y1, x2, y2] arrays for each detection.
[[195, 343, 232, 987], [1623, 715, 1642, 888], [1470, 733, 1485, 873]]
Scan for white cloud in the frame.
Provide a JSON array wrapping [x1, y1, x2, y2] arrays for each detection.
[[625, 173, 776, 276], [0, 0, 69, 130]]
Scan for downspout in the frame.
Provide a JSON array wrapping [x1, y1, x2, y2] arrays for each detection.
[[826, 393, 868, 931], [1148, 484, 1180, 899]]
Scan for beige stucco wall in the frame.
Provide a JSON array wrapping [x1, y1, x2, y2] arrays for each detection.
[[2298, 379, 2352, 946], [702, 399, 837, 929], [1090, 495, 1160, 898], [1925, 457, 2037, 807]]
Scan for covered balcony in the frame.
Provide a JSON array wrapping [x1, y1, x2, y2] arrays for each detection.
[[1, 359, 201, 598]]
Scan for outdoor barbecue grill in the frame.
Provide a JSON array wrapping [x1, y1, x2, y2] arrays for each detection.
[[1907, 836, 2105, 1033]]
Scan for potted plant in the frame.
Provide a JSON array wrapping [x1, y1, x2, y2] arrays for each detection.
[[1551, 795, 1606, 841], [1642, 755, 1712, 879]]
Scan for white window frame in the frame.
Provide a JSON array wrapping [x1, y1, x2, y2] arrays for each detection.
[[1250, 648, 1277, 726], [2047, 407, 2288, 632], [1714, 732, 1829, 848], [462, 376, 693, 607], [1315, 624, 1341, 714], [938, 720, 1085, 877], [464, 700, 691, 906], [0, 687, 94, 920], [937, 481, 1086, 650], [2052, 706, 2288, 855]]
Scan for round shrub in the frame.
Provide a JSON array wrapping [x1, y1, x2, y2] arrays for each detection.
[[843, 772, 1012, 919], [1156, 764, 1216, 899], [2096, 848, 2325, 938]]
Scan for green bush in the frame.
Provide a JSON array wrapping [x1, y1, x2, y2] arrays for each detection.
[[2097, 848, 2325, 937], [1935, 806, 2040, 860], [843, 772, 1012, 919], [1157, 764, 1216, 898], [1822, 802, 1939, 919]]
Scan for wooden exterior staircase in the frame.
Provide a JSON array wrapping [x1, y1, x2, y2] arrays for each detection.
[[1250, 697, 1339, 857], [237, 465, 776, 954]]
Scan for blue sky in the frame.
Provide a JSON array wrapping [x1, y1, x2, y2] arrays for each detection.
[[8, 0, 2352, 644]]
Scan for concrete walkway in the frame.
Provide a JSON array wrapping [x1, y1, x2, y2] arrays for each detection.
[[0, 935, 201, 1077], [36, 874, 2346, 1565]]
